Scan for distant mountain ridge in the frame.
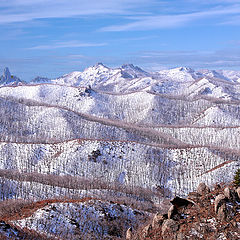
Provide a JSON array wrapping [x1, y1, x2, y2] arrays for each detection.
[[31, 76, 50, 83], [2, 64, 240, 93]]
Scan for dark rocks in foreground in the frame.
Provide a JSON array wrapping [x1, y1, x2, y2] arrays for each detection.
[[130, 182, 240, 239]]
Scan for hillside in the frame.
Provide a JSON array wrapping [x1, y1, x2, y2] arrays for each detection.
[[0, 64, 239, 238]]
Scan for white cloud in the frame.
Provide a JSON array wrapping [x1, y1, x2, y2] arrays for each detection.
[[0, 0, 154, 24], [1, 0, 240, 30], [133, 49, 240, 69], [100, 5, 240, 31], [220, 15, 240, 25], [27, 41, 107, 50]]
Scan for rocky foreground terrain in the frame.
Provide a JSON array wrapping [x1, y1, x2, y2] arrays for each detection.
[[132, 182, 240, 240]]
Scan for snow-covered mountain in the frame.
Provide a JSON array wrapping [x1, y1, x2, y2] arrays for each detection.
[[0, 63, 240, 239], [49, 64, 240, 99], [198, 69, 240, 83], [2, 64, 240, 97], [52, 63, 151, 92], [3, 64, 240, 99]]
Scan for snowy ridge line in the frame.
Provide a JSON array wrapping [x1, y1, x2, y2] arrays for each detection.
[[204, 76, 240, 86], [94, 88, 240, 105], [146, 91, 240, 104], [0, 82, 147, 96], [1, 96, 188, 147], [91, 87, 150, 95], [1, 198, 93, 221], [0, 169, 160, 201], [9, 197, 150, 240], [1, 83, 240, 105], [200, 160, 235, 177], [188, 76, 240, 88], [191, 105, 215, 125], [89, 88, 237, 103], [92, 88, 144, 95], [0, 82, 85, 90], [209, 76, 240, 85]]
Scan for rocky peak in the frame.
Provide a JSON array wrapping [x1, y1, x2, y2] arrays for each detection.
[[0, 67, 23, 85], [166, 67, 194, 74], [178, 67, 194, 72], [121, 63, 147, 73], [3, 67, 11, 80], [82, 63, 110, 74], [120, 64, 149, 79], [94, 62, 108, 69], [122, 63, 136, 69]]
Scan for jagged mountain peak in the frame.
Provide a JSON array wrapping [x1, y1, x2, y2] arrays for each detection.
[[94, 62, 107, 67], [82, 63, 117, 75], [81, 63, 112, 76], [120, 63, 149, 79], [121, 63, 147, 72], [0, 67, 23, 85], [178, 66, 188, 71], [177, 66, 193, 72], [89, 62, 109, 70], [121, 63, 142, 71], [3, 67, 11, 79], [167, 66, 196, 74], [122, 63, 135, 68]]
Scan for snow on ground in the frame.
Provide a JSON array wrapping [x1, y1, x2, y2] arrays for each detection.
[[0, 64, 240, 239], [12, 199, 148, 239], [0, 139, 239, 198]]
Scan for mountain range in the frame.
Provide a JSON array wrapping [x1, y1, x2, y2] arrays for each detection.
[[0, 63, 239, 239]]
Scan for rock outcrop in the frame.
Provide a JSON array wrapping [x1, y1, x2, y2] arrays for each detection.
[[132, 182, 240, 240], [236, 187, 240, 199], [214, 194, 226, 213], [142, 224, 152, 238], [126, 227, 133, 240], [152, 213, 165, 228], [161, 219, 179, 236], [197, 182, 210, 196]]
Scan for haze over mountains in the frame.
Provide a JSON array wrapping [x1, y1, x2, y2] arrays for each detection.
[[0, 63, 240, 239]]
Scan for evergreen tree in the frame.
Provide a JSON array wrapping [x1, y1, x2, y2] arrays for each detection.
[[234, 168, 240, 186]]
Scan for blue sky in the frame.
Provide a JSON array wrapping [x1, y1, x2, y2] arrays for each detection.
[[1, 0, 240, 81]]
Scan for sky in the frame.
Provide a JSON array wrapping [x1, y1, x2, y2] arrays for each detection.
[[1, 0, 240, 81]]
